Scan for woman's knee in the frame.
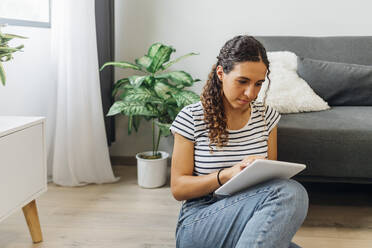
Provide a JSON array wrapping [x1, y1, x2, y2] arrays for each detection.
[[222, 178, 309, 219], [236, 178, 308, 206], [276, 178, 309, 220], [265, 178, 309, 217]]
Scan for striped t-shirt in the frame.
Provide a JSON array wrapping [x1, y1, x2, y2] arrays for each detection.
[[169, 101, 281, 176]]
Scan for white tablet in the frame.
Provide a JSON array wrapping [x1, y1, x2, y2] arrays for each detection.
[[214, 159, 306, 197]]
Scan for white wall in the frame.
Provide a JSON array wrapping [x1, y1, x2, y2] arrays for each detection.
[[111, 0, 372, 157], [0, 25, 56, 178]]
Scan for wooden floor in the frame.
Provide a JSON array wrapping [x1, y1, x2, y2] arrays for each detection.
[[1, 166, 371, 248]]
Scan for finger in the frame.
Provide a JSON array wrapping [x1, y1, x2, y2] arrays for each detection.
[[237, 161, 246, 167], [245, 159, 254, 166], [243, 157, 253, 162]]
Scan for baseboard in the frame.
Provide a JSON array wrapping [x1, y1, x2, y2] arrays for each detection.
[[110, 156, 137, 166], [110, 156, 172, 166]]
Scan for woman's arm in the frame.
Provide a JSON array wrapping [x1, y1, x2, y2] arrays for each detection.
[[267, 126, 278, 160], [171, 126, 278, 201], [170, 133, 226, 201]]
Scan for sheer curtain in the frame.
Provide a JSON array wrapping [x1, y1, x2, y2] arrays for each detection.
[[51, 0, 119, 186]]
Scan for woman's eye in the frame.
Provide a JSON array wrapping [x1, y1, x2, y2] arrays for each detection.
[[238, 80, 247, 84], [256, 83, 263, 86]]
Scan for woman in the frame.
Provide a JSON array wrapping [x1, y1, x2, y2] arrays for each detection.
[[169, 35, 309, 248]]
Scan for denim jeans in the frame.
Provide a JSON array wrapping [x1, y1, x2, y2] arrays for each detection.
[[175, 178, 309, 248]]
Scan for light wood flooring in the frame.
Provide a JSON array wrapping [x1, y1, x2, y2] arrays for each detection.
[[0, 165, 371, 248]]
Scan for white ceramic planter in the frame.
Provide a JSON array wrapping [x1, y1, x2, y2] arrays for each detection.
[[136, 151, 169, 188]]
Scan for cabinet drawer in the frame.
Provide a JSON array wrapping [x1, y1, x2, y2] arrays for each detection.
[[0, 123, 46, 221]]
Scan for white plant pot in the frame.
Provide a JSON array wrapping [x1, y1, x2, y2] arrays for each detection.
[[136, 151, 169, 188]]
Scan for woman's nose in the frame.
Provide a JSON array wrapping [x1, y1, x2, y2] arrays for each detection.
[[244, 86, 256, 99]]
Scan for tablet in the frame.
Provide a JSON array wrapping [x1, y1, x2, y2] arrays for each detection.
[[214, 159, 306, 197]]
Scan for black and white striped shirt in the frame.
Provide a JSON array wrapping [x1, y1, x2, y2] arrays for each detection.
[[170, 101, 281, 176]]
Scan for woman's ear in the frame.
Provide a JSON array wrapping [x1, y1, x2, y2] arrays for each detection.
[[216, 65, 224, 82]]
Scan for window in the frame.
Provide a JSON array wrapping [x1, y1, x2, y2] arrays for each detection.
[[0, 0, 51, 28]]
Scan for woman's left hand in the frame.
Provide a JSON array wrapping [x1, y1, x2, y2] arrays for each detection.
[[240, 155, 267, 166]]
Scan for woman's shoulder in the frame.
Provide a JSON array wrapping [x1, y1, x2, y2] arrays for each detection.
[[181, 101, 204, 116]]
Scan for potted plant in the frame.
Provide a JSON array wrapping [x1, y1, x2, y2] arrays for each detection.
[[101, 42, 200, 188], [0, 24, 26, 86]]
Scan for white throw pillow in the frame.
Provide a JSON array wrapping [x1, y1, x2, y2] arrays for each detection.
[[257, 51, 330, 114]]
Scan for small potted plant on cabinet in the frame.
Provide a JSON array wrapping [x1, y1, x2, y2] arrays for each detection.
[[0, 24, 26, 86]]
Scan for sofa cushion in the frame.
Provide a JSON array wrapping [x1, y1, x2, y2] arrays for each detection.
[[277, 106, 372, 180], [257, 51, 330, 114], [297, 57, 372, 106]]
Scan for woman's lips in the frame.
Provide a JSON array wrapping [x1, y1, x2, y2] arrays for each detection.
[[237, 99, 250, 104]]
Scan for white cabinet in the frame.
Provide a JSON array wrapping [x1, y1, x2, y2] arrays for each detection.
[[0, 116, 47, 243]]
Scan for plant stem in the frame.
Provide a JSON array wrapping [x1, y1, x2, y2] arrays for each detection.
[[155, 129, 161, 155], [152, 118, 155, 156]]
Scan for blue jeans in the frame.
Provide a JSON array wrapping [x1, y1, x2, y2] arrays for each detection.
[[175, 178, 309, 248]]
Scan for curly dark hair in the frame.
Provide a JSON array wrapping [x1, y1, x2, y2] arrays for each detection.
[[201, 35, 271, 150]]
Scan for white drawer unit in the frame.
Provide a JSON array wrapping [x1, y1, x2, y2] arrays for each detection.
[[0, 116, 47, 243]]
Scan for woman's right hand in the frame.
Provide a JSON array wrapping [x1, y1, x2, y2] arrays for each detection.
[[221, 155, 266, 182]]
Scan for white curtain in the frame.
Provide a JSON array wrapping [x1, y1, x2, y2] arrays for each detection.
[[51, 0, 119, 186]]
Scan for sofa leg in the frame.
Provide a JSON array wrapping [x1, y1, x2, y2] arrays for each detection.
[[22, 200, 43, 243]]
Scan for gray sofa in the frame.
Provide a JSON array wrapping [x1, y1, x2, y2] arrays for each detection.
[[256, 36, 372, 184]]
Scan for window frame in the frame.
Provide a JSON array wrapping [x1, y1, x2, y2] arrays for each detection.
[[0, 0, 51, 28]]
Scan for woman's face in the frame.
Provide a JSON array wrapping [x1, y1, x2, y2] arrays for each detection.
[[216, 60, 267, 112]]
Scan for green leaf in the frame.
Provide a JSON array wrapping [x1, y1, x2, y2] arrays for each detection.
[[112, 78, 130, 96], [1, 33, 27, 39], [133, 115, 141, 132], [0, 33, 27, 43], [100, 61, 141, 71], [143, 76, 155, 87], [166, 104, 178, 120], [0, 47, 22, 53], [120, 86, 162, 104], [128, 75, 149, 88], [175, 84, 184, 90], [147, 43, 163, 58], [118, 84, 136, 99], [114, 78, 130, 89], [0, 53, 13, 62], [161, 52, 199, 71], [107, 101, 158, 117], [115, 83, 133, 98], [155, 121, 172, 137], [154, 80, 178, 100], [172, 90, 200, 107], [115, 78, 130, 86], [155, 71, 194, 86], [135, 55, 154, 72], [0, 45, 24, 55], [145, 103, 159, 116], [0, 62, 5, 86], [151, 45, 175, 72], [14, 44, 24, 50], [107, 101, 125, 116], [128, 115, 133, 135], [165, 96, 177, 105]]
